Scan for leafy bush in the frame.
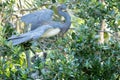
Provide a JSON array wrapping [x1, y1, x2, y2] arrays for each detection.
[[0, 0, 120, 80], [32, 25, 119, 80]]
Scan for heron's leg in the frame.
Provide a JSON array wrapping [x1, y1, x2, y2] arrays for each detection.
[[30, 47, 36, 54], [37, 39, 48, 62], [25, 50, 31, 77]]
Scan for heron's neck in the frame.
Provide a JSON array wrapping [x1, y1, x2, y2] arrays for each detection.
[[58, 10, 71, 26]]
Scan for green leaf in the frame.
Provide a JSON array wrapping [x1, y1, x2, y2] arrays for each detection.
[[58, 0, 66, 3]]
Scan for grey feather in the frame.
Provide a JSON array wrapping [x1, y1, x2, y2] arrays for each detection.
[[8, 4, 71, 45], [8, 25, 52, 45], [9, 36, 31, 45], [21, 9, 53, 30]]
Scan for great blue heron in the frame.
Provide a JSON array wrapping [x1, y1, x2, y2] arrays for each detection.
[[8, 4, 71, 45], [7, 4, 71, 73]]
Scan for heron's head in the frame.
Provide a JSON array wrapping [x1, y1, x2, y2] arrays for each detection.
[[58, 4, 67, 11]]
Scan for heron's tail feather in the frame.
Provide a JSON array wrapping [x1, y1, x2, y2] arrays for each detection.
[[8, 35, 24, 40], [8, 34, 31, 45], [8, 25, 52, 45]]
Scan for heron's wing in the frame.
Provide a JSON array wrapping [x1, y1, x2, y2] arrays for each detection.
[[8, 25, 53, 45], [21, 9, 53, 30]]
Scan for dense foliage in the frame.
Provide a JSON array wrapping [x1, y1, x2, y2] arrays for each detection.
[[0, 0, 120, 80]]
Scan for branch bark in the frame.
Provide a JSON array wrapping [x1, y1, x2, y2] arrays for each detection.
[[99, 19, 106, 44], [98, 0, 106, 44]]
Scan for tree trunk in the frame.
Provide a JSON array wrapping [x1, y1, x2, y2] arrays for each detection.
[[98, 0, 106, 44], [99, 19, 106, 44]]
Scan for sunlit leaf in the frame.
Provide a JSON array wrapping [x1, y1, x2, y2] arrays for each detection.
[[58, 0, 66, 3]]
